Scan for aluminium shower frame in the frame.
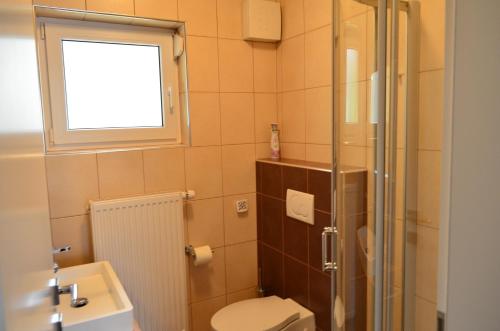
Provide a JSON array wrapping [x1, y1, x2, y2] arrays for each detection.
[[331, 0, 420, 330]]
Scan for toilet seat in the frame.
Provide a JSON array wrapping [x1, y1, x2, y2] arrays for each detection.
[[211, 296, 301, 331]]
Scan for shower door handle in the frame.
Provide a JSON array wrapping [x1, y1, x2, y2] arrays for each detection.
[[321, 226, 337, 272]]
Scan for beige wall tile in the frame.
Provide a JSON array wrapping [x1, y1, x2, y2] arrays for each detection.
[[276, 46, 283, 92], [340, 0, 367, 20], [45, 153, 99, 219], [277, 92, 283, 123], [417, 151, 441, 229], [51, 215, 93, 268], [255, 143, 272, 159], [340, 13, 367, 83], [395, 149, 405, 220], [281, 0, 304, 39], [189, 247, 226, 302], [253, 42, 277, 93], [187, 36, 219, 92], [34, 0, 85, 9], [281, 90, 306, 143], [304, 0, 332, 31], [226, 287, 258, 304], [186, 198, 224, 248], [305, 144, 332, 164], [392, 219, 404, 288], [419, 70, 444, 151], [220, 93, 255, 145], [190, 295, 226, 331], [143, 148, 186, 193], [416, 225, 439, 302], [134, 0, 178, 20], [216, 0, 242, 39], [218, 39, 254, 93], [415, 296, 437, 331], [97, 151, 144, 199], [189, 93, 221, 146], [281, 143, 306, 160], [255, 93, 278, 143], [179, 0, 218, 37], [225, 241, 258, 292], [340, 145, 366, 168], [305, 25, 332, 88], [306, 86, 332, 144], [185, 146, 223, 199], [420, 0, 445, 71], [86, 0, 134, 15], [224, 193, 257, 245], [221, 144, 256, 195], [281, 35, 305, 91]]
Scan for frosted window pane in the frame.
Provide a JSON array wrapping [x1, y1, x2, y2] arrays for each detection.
[[62, 40, 163, 130]]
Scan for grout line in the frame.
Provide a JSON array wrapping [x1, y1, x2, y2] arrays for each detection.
[[94, 152, 102, 199], [140, 150, 146, 194], [43, 154, 54, 219], [415, 222, 440, 231], [213, 1, 230, 301], [51, 212, 89, 221], [415, 293, 438, 305], [418, 67, 445, 74]]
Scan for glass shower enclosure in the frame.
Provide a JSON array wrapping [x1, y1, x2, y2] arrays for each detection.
[[330, 0, 420, 330]]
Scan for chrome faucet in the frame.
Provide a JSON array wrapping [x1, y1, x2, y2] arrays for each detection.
[[58, 283, 88, 308], [49, 279, 89, 308], [58, 284, 79, 307]]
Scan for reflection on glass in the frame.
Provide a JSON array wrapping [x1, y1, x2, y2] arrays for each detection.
[[62, 40, 164, 130], [345, 48, 359, 123]]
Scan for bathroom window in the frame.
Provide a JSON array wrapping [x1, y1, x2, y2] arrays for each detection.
[[38, 18, 181, 150]]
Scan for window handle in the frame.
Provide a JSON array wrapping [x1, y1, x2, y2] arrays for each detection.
[[168, 86, 174, 114]]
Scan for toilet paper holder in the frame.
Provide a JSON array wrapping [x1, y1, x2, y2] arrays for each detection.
[[185, 245, 215, 257]]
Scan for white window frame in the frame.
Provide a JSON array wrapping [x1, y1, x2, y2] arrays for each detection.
[[38, 18, 181, 150]]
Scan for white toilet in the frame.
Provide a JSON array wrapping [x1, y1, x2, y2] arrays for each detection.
[[211, 296, 315, 331]]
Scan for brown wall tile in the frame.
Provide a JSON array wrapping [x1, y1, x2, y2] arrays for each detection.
[[260, 163, 283, 199], [259, 244, 284, 297], [309, 268, 331, 331], [308, 169, 331, 213], [282, 165, 307, 196], [284, 256, 309, 307], [283, 215, 308, 263], [261, 195, 283, 251]]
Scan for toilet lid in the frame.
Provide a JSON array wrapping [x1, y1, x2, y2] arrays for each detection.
[[211, 296, 300, 331]]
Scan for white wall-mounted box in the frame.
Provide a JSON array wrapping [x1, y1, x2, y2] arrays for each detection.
[[286, 189, 314, 225], [242, 0, 281, 42]]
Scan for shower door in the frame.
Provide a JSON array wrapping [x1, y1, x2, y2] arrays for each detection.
[[331, 0, 419, 330]]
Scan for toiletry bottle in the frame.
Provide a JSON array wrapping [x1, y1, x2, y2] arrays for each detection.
[[270, 123, 280, 160]]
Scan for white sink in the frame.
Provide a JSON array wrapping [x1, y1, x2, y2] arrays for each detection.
[[57, 261, 134, 331]]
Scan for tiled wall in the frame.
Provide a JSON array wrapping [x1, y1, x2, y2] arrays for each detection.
[[414, 1, 445, 329], [277, 0, 333, 163], [42, 1, 281, 330], [256, 160, 336, 331]]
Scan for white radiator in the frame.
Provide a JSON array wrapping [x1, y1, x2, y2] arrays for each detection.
[[90, 192, 188, 331]]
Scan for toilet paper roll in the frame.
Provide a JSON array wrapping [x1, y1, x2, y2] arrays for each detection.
[[193, 245, 213, 266]]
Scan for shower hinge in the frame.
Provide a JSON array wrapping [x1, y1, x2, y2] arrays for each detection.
[[49, 128, 54, 143], [437, 311, 445, 331], [40, 23, 46, 40]]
